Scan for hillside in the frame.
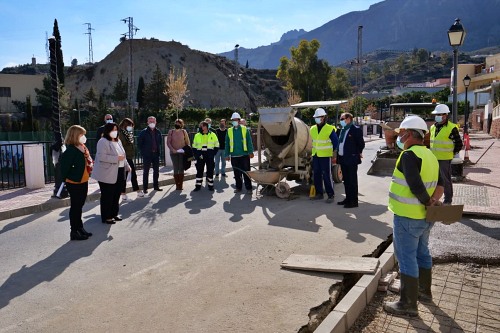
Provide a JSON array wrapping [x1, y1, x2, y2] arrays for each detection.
[[220, 0, 500, 69], [64, 39, 287, 113]]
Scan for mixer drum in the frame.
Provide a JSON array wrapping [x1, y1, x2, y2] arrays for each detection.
[[262, 117, 312, 169]]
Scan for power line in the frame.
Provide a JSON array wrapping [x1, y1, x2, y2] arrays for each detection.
[[83, 23, 94, 64]]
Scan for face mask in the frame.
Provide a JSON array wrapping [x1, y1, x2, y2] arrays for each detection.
[[106, 119, 113, 124], [79, 135, 87, 144], [126, 126, 133, 132], [148, 123, 156, 129], [314, 118, 322, 124], [340, 120, 347, 128], [435, 115, 443, 123], [208, 124, 211, 129], [174, 124, 181, 129], [232, 121, 239, 127], [109, 131, 118, 139], [396, 132, 408, 150]]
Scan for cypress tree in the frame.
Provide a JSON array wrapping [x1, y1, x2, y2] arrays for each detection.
[[53, 19, 65, 85]]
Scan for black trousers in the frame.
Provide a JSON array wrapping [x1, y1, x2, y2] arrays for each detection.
[[340, 163, 359, 204], [195, 155, 215, 188], [231, 155, 252, 190], [66, 182, 88, 231], [143, 154, 160, 191], [98, 167, 125, 221], [123, 158, 139, 192]]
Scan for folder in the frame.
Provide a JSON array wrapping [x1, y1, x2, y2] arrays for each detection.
[[426, 204, 464, 224]]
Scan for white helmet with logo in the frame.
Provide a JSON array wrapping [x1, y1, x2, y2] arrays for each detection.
[[431, 104, 450, 114], [313, 108, 327, 118], [231, 112, 242, 120], [395, 115, 428, 136]]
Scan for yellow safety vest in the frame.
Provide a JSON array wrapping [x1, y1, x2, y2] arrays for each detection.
[[310, 124, 336, 157], [227, 125, 247, 152], [388, 145, 439, 220], [192, 132, 219, 151], [430, 121, 456, 160]]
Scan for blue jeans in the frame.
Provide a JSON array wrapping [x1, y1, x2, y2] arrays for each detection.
[[393, 214, 434, 278], [214, 150, 226, 175], [312, 156, 334, 197]]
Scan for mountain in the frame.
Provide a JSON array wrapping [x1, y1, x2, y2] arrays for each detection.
[[64, 39, 287, 113], [219, 0, 500, 69]]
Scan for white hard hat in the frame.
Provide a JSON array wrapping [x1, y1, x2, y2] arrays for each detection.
[[395, 115, 428, 135], [231, 112, 241, 120], [431, 104, 450, 114], [313, 108, 327, 118]]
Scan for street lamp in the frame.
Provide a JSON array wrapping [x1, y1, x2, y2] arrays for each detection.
[[463, 74, 471, 162], [448, 18, 466, 124]]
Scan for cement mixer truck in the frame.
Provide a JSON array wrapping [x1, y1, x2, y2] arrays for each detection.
[[251, 101, 346, 198]]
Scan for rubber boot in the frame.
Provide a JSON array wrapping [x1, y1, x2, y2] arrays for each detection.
[[418, 267, 433, 302], [383, 274, 419, 317]]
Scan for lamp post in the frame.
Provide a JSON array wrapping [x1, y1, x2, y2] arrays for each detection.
[[447, 18, 466, 124], [463, 74, 471, 162]]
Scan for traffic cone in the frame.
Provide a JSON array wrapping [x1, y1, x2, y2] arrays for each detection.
[[309, 185, 316, 198]]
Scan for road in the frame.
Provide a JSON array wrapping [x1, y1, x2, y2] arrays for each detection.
[[0, 138, 393, 333]]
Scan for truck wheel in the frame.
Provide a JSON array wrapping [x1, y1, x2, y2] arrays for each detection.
[[332, 164, 343, 183]]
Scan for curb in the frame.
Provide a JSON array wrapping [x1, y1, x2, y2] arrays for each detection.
[[0, 174, 196, 222], [314, 244, 396, 333]]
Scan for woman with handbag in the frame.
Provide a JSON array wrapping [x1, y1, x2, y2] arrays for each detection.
[[92, 122, 130, 224], [60, 125, 94, 240], [167, 118, 190, 190]]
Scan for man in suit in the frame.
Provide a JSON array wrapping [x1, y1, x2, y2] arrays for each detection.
[[137, 116, 163, 194], [337, 112, 365, 208]]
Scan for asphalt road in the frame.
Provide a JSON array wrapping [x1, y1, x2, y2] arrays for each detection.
[[0, 138, 394, 333]]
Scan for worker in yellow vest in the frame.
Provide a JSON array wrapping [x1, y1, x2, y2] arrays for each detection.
[[225, 112, 254, 194], [309, 108, 339, 203], [429, 104, 463, 204], [384, 115, 444, 317], [192, 121, 220, 191]]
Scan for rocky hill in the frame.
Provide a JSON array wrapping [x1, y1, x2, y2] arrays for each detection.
[[219, 0, 500, 69], [65, 39, 287, 113]]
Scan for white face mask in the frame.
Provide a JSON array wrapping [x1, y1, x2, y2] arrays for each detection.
[[148, 123, 156, 129], [314, 118, 322, 124], [232, 121, 239, 127], [435, 115, 443, 123], [109, 131, 118, 139], [105, 119, 113, 124], [79, 135, 87, 144], [126, 126, 133, 132]]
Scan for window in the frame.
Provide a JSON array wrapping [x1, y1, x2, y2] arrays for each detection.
[[0, 87, 12, 97]]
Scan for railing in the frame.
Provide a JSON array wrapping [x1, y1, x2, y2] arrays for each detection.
[[0, 135, 168, 191]]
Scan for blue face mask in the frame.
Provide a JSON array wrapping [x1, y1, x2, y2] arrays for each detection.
[[232, 121, 239, 127], [396, 136, 405, 150], [208, 124, 211, 129], [435, 115, 443, 123], [340, 120, 347, 128], [314, 118, 322, 124]]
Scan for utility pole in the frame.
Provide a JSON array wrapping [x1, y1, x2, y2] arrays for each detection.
[[122, 17, 140, 119], [83, 23, 94, 64], [234, 44, 240, 80]]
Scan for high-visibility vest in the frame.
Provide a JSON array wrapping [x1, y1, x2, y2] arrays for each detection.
[[227, 125, 247, 153], [430, 122, 456, 160], [388, 145, 439, 220], [192, 132, 219, 151], [310, 124, 336, 157]]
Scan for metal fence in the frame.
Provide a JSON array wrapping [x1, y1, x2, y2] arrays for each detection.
[[0, 135, 168, 191]]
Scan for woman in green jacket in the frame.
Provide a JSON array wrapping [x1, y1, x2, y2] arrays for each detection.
[[60, 125, 94, 241]]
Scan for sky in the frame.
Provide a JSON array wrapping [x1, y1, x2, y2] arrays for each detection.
[[0, 0, 381, 70]]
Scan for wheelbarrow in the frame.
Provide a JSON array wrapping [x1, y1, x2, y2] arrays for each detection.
[[245, 169, 292, 199]]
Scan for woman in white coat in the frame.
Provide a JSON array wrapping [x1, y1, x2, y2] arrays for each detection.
[[92, 122, 130, 224]]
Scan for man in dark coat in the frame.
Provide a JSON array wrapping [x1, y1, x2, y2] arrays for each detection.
[[137, 116, 163, 194], [336, 112, 365, 208]]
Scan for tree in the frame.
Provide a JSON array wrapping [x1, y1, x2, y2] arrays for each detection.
[[277, 39, 330, 101], [111, 73, 128, 103], [329, 68, 352, 100], [136, 76, 145, 108], [53, 19, 65, 85], [165, 66, 189, 119], [34, 77, 52, 118], [143, 64, 169, 114]]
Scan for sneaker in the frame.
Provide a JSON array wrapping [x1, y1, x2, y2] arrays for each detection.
[[137, 191, 145, 198], [121, 194, 129, 201]]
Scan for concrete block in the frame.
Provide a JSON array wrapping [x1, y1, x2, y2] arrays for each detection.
[[384, 243, 395, 254], [313, 310, 346, 333], [333, 285, 367, 329], [357, 269, 381, 304], [378, 252, 396, 275]]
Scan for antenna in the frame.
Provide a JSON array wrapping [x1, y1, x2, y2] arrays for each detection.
[[122, 17, 140, 119], [83, 23, 95, 64]]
